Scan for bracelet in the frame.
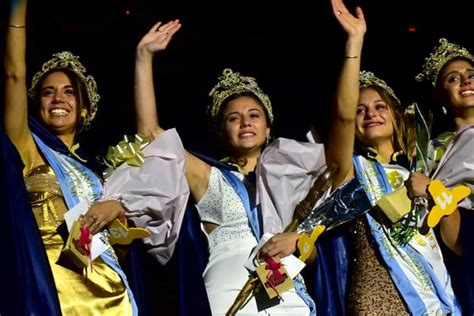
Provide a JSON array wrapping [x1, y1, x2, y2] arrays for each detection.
[[8, 24, 26, 28], [345, 55, 358, 59]]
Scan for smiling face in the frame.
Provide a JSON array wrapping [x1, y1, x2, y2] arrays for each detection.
[[355, 87, 395, 148], [437, 58, 474, 121], [220, 95, 270, 157], [37, 70, 85, 137]]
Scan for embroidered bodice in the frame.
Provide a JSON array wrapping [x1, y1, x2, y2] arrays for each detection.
[[24, 164, 67, 228], [196, 167, 255, 250]]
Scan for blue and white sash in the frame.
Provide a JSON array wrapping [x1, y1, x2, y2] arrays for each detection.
[[353, 154, 460, 315], [33, 133, 138, 316]]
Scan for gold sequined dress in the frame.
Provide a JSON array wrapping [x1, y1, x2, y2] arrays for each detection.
[[25, 165, 132, 315]]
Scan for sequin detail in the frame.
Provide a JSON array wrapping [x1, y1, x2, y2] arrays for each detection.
[[347, 218, 408, 315], [197, 167, 254, 250]]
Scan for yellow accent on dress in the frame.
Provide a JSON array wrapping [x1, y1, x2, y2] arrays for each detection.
[[25, 165, 132, 315]]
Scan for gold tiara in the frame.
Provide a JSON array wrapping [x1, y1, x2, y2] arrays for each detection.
[[208, 68, 273, 123], [28, 51, 100, 130], [415, 38, 474, 86], [359, 70, 401, 106]]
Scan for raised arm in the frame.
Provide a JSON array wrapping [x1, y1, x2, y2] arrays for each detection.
[[134, 20, 211, 202], [4, 0, 35, 164], [135, 20, 181, 138], [326, 0, 366, 188]]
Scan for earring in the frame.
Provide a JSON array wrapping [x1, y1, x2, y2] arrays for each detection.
[[265, 135, 271, 146], [441, 106, 447, 115], [81, 110, 87, 118]]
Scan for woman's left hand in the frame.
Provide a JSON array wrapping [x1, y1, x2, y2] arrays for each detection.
[[81, 200, 126, 235], [259, 232, 300, 259], [405, 172, 431, 199]]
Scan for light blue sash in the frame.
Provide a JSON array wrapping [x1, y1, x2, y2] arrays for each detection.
[[32, 133, 138, 316], [353, 154, 460, 315]]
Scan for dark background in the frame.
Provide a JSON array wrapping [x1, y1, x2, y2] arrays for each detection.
[[0, 1, 472, 314], [1, 0, 473, 159]]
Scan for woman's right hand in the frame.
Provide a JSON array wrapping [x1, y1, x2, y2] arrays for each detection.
[[133, 19, 182, 139], [136, 19, 182, 60]]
